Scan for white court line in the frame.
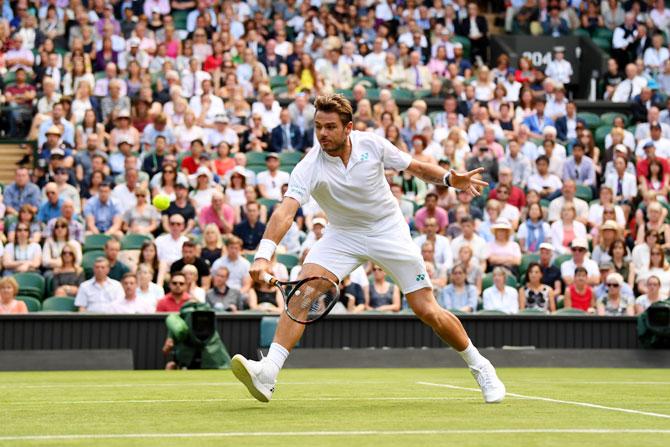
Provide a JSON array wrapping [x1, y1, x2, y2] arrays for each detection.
[[417, 382, 670, 420], [0, 380, 393, 389], [4, 396, 480, 406], [0, 429, 669, 442]]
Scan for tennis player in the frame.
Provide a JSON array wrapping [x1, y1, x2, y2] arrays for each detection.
[[232, 94, 505, 404]]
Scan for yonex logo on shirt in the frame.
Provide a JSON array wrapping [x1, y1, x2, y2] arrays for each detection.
[[360, 152, 369, 161], [416, 274, 426, 281]]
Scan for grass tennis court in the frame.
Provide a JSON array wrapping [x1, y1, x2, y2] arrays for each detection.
[[0, 368, 669, 446]]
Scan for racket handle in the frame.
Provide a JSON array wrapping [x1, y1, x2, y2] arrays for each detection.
[[262, 272, 277, 285]]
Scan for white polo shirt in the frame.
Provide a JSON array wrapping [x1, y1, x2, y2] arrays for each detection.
[[285, 131, 412, 232], [75, 277, 124, 312]]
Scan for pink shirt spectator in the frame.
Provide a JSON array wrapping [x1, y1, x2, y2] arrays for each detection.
[[199, 204, 234, 234], [414, 206, 449, 232], [487, 240, 522, 261]]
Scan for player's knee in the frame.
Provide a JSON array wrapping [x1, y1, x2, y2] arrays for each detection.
[[412, 302, 443, 326]]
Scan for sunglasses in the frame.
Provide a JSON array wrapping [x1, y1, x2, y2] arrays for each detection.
[[55, 224, 68, 228], [606, 283, 620, 287], [572, 248, 586, 252], [17, 228, 29, 232], [171, 281, 185, 286], [62, 251, 74, 255], [169, 221, 183, 225]]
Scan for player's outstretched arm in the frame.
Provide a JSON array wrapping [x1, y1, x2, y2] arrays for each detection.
[[405, 160, 489, 196], [249, 197, 300, 282]]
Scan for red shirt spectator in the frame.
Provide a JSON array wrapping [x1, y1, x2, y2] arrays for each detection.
[[489, 186, 527, 210], [156, 292, 191, 312]]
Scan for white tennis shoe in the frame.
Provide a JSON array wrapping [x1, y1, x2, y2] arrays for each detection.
[[470, 361, 506, 403], [231, 354, 276, 403]]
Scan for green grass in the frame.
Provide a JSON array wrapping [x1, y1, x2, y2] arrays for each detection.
[[0, 368, 669, 446]]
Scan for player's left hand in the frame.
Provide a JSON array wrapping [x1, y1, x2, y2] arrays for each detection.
[[450, 168, 489, 196]]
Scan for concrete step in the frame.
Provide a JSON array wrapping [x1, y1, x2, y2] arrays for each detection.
[[0, 143, 29, 184]]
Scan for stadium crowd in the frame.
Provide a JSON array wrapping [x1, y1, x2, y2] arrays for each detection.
[[0, 0, 668, 318]]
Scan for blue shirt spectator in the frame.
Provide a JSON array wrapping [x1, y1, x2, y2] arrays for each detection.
[[37, 114, 75, 148], [4, 168, 42, 214], [37, 187, 63, 224], [440, 284, 479, 312], [83, 183, 121, 234]]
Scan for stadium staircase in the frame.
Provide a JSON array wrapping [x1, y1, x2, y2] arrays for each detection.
[[0, 140, 32, 184]]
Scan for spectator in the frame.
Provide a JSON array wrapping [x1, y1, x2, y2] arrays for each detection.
[[188, 166, 218, 214], [486, 219, 522, 274], [452, 216, 488, 269], [103, 239, 130, 282], [233, 201, 266, 252], [42, 217, 83, 272], [206, 266, 242, 312], [550, 203, 588, 255], [413, 217, 454, 272], [4, 67, 36, 137], [632, 230, 658, 274], [611, 63, 647, 103], [84, 182, 123, 238], [170, 241, 211, 289], [635, 275, 667, 314], [111, 272, 155, 314], [135, 264, 164, 310], [182, 264, 206, 303], [2, 220, 41, 277], [604, 155, 639, 220], [367, 265, 401, 312], [548, 180, 589, 224], [247, 266, 284, 314], [75, 258, 124, 312], [597, 272, 635, 316], [564, 266, 595, 313], [561, 238, 600, 286], [200, 224, 224, 267], [562, 143, 596, 187], [122, 187, 161, 235], [636, 244, 670, 297], [4, 168, 41, 216], [256, 153, 290, 200], [156, 272, 192, 312], [537, 243, 562, 297], [527, 155, 563, 198], [37, 182, 63, 224], [199, 191, 234, 236], [155, 214, 189, 267], [414, 192, 449, 233], [593, 261, 635, 302], [591, 221, 621, 264], [482, 267, 519, 314], [50, 241, 85, 298], [0, 277, 28, 314], [211, 236, 252, 296], [161, 181, 197, 235], [519, 262, 556, 313], [588, 185, 626, 229], [439, 264, 479, 313], [517, 202, 551, 254], [489, 166, 527, 209], [8, 204, 42, 244]]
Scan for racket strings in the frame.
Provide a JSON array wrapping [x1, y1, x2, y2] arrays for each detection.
[[287, 279, 339, 323]]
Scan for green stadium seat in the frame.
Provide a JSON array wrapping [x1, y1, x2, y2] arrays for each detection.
[[572, 28, 591, 38], [391, 88, 415, 101], [599, 112, 629, 127], [353, 76, 378, 88], [366, 88, 381, 101], [519, 254, 540, 279], [277, 253, 299, 270], [592, 36, 612, 52], [83, 234, 112, 253], [447, 309, 468, 316], [335, 88, 354, 100], [428, 111, 442, 126], [244, 254, 255, 263], [269, 75, 287, 88], [173, 10, 189, 30], [41, 296, 77, 312], [554, 308, 588, 315], [120, 233, 153, 250], [257, 198, 278, 210], [271, 86, 288, 95], [14, 272, 46, 300], [519, 308, 546, 315], [594, 125, 612, 150], [414, 89, 432, 98], [247, 165, 267, 174], [553, 254, 572, 269], [476, 309, 507, 315], [540, 199, 551, 209], [82, 250, 105, 279], [17, 296, 41, 312], [593, 28, 614, 41], [279, 151, 303, 165], [260, 316, 279, 348], [575, 184, 593, 202], [279, 164, 295, 174], [246, 152, 268, 165], [577, 112, 601, 130]]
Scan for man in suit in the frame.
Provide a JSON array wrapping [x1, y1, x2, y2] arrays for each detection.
[[404, 51, 432, 91], [288, 93, 315, 137], [554, 101, 584, 142], [269, 108, 304, 153], [631, 86, 664, 123], [457, 2, 488, 63]]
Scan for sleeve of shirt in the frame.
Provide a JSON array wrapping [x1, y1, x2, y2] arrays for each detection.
[[377, 133, 412, 171], [74, 284, 88, 307], [284, 159, 314, 206]]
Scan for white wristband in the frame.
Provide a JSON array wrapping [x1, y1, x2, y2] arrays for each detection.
[[254, 239, 277, 261]]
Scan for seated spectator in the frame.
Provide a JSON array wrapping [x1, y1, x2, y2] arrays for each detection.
[[597, 273, 635, 316], [564, 267, 596, 313], [367, 265, 401, 312], [75, 258, 124, 312], [561, 238, 600, 286], [161, 181, 196, 235], [211, 236, 252, 296], [104, 239, 130, 281], [256, 153, 290, 200], [122, 187, 161, 235], [593, 261, 635, 302], [636, 244, 670, 297], [182, 264, 206, 303], [632, 230, 658, 274], [155, 214, 189, 267], [537, 243, 562, 297], [479, 199, 505, 243], [170, 241, 211, 289], [636, 202, 670, 252], [8, 204, 42, 244], [84, 182, 123, 238], [588, 185, 626, 229], [519, 262, 556, 313], [156, 272, 192, 312], [482, 267, 519, 314], [135, 265, 164, 310], [206, 266, 242, 312], [635, 275, 667, 314], [452, 217, 488, 270], [562, 143, 596, 187], [414, 192, 449, 233], [4, 167, 41, 216], [51, 243, 86, 298], [604, 155, 637, 220], [592, 220, 620, 264], [610, 239, 635, 286], [233, 201, 266, 252], [200, 224, 224, 267], [550, 203, 587, 255], [543, 4, 569, 37], [638, 156, 670, 201], [457, 244, 484, 294], [527, 155, 563, 199], [269, 108, 304, 153], [488, 167, 527, 209], [0, 277, 28, 314], [247, 266, 284, 314], [439, 264, 479, 313], [37, 182, 63, 225], [522, 98, 554, 139], [189, 166, 219, 214], [486, 219, 522, 274], [517, 203, 551, 253], [198, 191, 234, 236], [42, 218, 83, 272], [338, 274, 366, 313], [413, 217, 453, 272], [110, 273, 155, 314], [2, 222, 41, 277]]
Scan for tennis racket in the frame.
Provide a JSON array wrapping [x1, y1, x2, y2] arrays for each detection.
[[261, 272, 340, 325]]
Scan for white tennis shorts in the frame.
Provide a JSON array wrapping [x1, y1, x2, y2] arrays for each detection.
[[304, 215, 432, 294]]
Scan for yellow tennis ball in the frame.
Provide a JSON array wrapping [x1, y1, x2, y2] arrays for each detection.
[[152, 193, 171, 211]]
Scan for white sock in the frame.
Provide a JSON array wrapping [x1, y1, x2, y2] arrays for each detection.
[[458, 340, 487, 368], [266, 342, 289, 371]]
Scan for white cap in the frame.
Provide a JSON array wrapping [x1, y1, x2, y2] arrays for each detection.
[[312, 217, 327, 227]]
